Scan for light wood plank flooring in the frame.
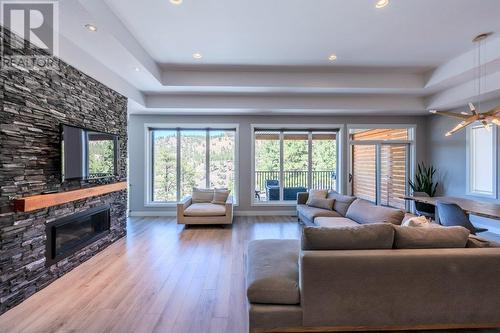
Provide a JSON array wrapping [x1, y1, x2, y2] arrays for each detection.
[[1, 217, 500, 333], [0, 216, 300, 333]]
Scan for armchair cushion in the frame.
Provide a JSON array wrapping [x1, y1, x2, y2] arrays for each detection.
[[184, 203, 226, 216], [212, 189, 230, 205], [192, 188, 214, 203]]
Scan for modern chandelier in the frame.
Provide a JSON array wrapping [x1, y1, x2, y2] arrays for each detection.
[[430, 33, 500, 136]]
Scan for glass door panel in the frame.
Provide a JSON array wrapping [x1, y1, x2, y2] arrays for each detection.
[[311, 132, 337, 190], [351, 144, 376, 203], [254, 131, 280, 201], [380, 144, 408, 209], [283, 132, 309, 200]]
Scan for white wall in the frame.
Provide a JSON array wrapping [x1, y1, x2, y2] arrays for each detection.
[[128, 114, 428, 216], [427, 98, 500, 234]]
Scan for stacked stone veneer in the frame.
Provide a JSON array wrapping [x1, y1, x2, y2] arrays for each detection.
[[0, 28, 128, 314]]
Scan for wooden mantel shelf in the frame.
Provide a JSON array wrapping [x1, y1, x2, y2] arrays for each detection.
[[14, 182, 127, 212]]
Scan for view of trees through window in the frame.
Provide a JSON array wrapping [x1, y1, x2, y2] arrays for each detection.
[[151, 128, 236, 202], [254, 130, 337, 202]]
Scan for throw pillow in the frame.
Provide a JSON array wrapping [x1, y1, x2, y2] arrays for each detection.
[[326, 191, 357, 216], [192, 188, 214, 203], [308, 189, 328, 199], [402, 215, 431, 227], [306, 197, 335, 210], [212, 189, 230, 205]]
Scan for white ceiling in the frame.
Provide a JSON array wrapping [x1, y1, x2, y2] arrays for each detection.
[[105, 0, 500, 67], [38, 0, 500, 115]]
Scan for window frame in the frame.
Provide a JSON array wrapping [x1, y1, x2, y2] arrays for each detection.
[[347, 124, 416, 210], [466, 122, 497, 199], [144, 123, 239, 207], [251, 124, 344, 206]]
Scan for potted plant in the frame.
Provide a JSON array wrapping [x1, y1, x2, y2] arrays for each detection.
[[408, 162, 438, 216], [408, 162, 438, 196]]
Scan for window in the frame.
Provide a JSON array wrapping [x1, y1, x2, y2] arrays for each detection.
[[147, 127, 238, 204], [253, 128, 338, 203], [349, 126, 414, 209], [467, 123, 497, 198]]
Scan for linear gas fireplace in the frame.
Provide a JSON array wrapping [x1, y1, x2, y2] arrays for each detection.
[[46, 205, 111, 265]]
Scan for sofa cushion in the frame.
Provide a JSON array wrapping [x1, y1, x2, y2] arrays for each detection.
[[326, 191, 356, 216], [184, 203, 226, 216], [246, 239, 300, 305], [306, 197, 335, 210], [393, 225, 470, 249], [297, 204, 342, 221], [346, 199, 404, 225], [315, 217, 360, 228], [301, 224, 395, 250], [192, 188, 214, 203]]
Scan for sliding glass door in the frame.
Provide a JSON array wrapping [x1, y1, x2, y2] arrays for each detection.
[[254, 129, 338, 203], [349, 127, 413, 210]]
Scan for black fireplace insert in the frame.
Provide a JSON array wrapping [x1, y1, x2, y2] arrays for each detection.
[[46, 205, 110, 265]]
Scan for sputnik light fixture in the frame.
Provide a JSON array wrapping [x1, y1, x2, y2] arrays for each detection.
[[429, 33, 500, 136]]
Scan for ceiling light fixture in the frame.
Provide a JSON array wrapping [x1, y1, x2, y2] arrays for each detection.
[[134, 67, 140, 72], [193, 53, 203, 59], [375, 0, 389, 9], [430, 33, 500, 136], [84, 24, 97, 32], [328, 54, 337, 61], [170, 0, 183, 5]]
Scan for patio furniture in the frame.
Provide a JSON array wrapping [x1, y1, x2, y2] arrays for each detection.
[[265, 180, 307, 201]]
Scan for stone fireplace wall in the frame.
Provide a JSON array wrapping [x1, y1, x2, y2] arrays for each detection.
[[0, 28, 128, 314]]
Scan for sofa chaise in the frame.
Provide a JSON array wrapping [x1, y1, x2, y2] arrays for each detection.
[[246, 224, 500, 333]]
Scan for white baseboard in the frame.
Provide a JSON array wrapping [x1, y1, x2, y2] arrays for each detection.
[[129, 210, 296, 217], [235, 211, 296, 217], [129, 211, 176, 217]]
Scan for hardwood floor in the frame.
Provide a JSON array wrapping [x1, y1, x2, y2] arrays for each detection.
[[0, 216, 301, 333], [2, 216, 500, 333]]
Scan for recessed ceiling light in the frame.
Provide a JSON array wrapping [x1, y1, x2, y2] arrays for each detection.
[[429, 110, 437, 114], [84, 24, 97, 32], [328, 54, 337, 61], [170, 0, 182, 5], [193, 53, 203, 59], [134, 67, 140, 72], [375, 0, 389, 8]]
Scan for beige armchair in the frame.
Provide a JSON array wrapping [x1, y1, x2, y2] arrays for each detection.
[[177, 195, 233, 226]]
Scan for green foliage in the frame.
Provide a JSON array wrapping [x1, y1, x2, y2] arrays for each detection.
[[408, 162, 438, 197]]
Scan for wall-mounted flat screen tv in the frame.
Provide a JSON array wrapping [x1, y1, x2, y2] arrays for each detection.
[[61, 125, 118, 181]]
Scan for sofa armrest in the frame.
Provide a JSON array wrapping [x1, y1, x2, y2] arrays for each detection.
[[297, 192, 309, 205], [225, 195, 234, 216], [177, 195, 192, 216]]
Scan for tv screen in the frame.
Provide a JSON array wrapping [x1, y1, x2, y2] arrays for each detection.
[[61, 125, 118, 180]]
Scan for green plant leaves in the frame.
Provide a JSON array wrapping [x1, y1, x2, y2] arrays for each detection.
[[408, 162, 438, 197]]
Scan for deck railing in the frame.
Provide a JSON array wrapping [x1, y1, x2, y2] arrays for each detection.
[[255, 170, 337, 197]]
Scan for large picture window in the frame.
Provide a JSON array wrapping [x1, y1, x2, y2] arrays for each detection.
[[253, 128, 338, 203], [148, 127, 237, 204]]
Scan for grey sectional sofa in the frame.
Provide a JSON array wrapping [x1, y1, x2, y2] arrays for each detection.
[[246, 224, 500, 333], [297, 191, 405, 227]]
